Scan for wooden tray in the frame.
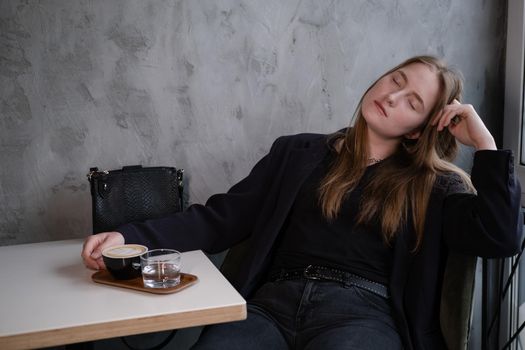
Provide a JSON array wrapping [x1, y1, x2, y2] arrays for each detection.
[[92, 270, 198, 294]]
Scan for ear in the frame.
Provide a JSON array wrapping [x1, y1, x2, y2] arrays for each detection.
[[404, 129, 421, 140]]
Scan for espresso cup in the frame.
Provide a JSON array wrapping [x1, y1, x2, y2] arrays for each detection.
[[102, 244, 148, 280]]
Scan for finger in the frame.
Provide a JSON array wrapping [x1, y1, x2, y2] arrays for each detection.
[[449, 101, 462, 126], [83, 235, 107, 258], [81, 236, 98, 261], [450, 115, 461, 126], [81, 235, 108, 269], [438, 105, 464, 131], [90, 245, 104, 260], [434, 106, 454, 128], [83, 246, 108, 270], [433, 100, 462, 127], [437, 108, 455, 130], [438, 112, 457, 131], [436, 110, 448, 130], [431, 109, 444, 126], [449, 100, 463, 125], [83, 253, 101, 270], [95, 257, 106, 270], [94, 233, 124, 257]]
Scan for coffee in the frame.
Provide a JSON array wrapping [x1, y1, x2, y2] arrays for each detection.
[[102, 244, 148, 280], [102, 244, 147, 258]]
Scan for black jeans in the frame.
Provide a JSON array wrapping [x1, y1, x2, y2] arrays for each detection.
[[191, 278, 403, 349]]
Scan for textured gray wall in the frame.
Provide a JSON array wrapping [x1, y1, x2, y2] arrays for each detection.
[[0, 1, 507, 349], [0, 0, 506, 247]]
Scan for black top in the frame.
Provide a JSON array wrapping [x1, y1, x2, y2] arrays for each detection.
[[269, 150, 394, 285]]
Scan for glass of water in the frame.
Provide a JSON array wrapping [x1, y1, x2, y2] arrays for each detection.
[[140, 249, 182, 288]]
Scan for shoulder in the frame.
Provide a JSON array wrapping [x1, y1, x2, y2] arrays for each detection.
[[270, 132, 330, 151], [275, 132, 329, 144], [434, 171, 472, 196]]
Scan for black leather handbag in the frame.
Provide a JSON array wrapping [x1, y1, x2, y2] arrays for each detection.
[[88, 165, 184, 234]]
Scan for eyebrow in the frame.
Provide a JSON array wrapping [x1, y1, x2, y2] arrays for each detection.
[[397, 70, 426, 110]]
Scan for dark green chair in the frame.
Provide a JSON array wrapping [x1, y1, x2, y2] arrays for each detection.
[[440, 252, 478, 350]]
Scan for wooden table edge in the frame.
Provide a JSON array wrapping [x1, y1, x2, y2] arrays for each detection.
[[0, 303, 247, 350]]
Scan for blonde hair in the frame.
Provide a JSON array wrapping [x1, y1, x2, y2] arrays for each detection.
[[319, 55, 474, 251]]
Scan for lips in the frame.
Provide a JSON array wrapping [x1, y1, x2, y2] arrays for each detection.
[[374, 101, 387, 117]]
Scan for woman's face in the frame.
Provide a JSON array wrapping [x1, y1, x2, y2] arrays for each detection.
[[361, 62, 440, 141]]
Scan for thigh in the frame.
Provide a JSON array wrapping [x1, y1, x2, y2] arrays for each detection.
[[303, 322, 403, 350], [301, 283, 403, 350], [190, 304, 289, 350]]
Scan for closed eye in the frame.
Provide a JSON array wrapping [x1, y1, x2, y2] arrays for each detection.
[[392, 76, 401, 86], [408, 97, 420, 111], [397, 69, 426, 111]]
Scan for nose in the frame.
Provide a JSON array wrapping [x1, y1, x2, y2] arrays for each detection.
[[386, 91, 402, 106]]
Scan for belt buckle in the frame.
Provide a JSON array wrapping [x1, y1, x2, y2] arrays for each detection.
[[303, 265, 321, 280]]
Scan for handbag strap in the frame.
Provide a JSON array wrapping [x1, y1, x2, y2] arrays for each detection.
[[122, 165, 143, 170], [176, 169, 184, 210]]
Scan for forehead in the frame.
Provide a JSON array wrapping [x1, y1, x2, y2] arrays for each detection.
[[396, 63, 440, 110]]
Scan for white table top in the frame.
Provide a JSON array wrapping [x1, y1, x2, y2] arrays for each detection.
[[0, 239, 246, 350]]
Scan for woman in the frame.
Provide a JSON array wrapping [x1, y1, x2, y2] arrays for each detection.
[[82, 56, 523, 349]]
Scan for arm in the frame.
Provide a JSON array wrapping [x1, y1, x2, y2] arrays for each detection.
[[434, 100, 523, 257], [119, 151, 273, 253], [82, 136, 285, 269]]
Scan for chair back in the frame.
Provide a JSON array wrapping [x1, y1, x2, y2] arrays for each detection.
[[440, 252, 478, 350]]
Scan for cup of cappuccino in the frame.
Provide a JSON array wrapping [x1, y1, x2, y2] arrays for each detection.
[[102, 244, 148, 280]]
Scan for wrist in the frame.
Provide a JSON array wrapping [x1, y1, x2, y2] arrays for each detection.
[[474, 136, 497, 151]]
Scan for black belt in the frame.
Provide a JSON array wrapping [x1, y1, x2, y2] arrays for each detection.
[[269, 265, 390, 299]]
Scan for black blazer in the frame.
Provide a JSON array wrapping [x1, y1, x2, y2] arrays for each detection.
[[120, 132, 523, 350]]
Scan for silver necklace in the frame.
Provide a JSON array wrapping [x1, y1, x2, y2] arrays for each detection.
[[368, 157, 383, 164]]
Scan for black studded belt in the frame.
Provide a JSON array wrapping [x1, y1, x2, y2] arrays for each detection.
[[269, 265, 390, 299]]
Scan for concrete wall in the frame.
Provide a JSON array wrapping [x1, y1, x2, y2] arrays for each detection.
[[0, 0, 507, 349], [0, 0, 506, 246]]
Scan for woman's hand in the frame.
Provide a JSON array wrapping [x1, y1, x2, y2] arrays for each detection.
[[81, 231, 125, 270], [432, 100, 497, 150]]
